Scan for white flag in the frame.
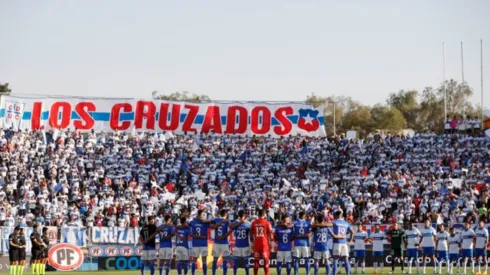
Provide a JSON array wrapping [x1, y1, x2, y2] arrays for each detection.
[[4, 101, 25, 131]]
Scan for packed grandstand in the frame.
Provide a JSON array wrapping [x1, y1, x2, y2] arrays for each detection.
[[1, 96, 490, 275], [0, 125, 488, 228]]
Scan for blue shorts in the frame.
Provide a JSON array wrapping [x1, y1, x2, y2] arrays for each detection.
[[373, 251, 383, 257], [474, 248, 487, 258], [354, 250, 366, 258], [407, 248, 418, 258], [437, 250, 449, 260], [462, 249, 473, 258], [449, 253, 460, 262], [422, 247, 435, 256]]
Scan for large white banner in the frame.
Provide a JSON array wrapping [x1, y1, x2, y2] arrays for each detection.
[[0, 95, 326, 137]]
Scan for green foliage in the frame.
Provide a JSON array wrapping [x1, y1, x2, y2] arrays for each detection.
[[387, 90, 420, 130], [0, 83, 12, 94], [370, 104, 407, 131], [342, 104, 375, 137], [307, 79, 479, 137], [152, 91, 211, 103]]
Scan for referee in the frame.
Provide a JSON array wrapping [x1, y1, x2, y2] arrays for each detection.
[[18, 227, 27, 275], [8, 226, 21, 275], [40, 227, 50, 275], [387, 222, 405, 274], [30, 224, 44, 275]]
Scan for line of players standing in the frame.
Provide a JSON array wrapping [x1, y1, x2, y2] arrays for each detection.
[[138, 210, 355, 275], [8, 225, 50, 275]]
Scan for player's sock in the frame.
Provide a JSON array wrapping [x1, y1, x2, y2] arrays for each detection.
[[234, 259, 239, 275], [150, 261, 156, 275], [253, 258, 259, 275], [293, 258, 299, 275], [286, 262, 292, 275], [333, 259, 338, 275], [423, 260, 426, 273], [485, 260, 488, 273], [471, 259, 475, 274], [191, 262, 196, 275], [463, 258, 468, 274], [438, 259, 443, 273], [20, 265, 25, 275], [31, 263, 36, 275], [277, 261, 283, 275], [41, 264, 45, 275], [478, 259, 482, 273], [166, 264, 171, 275], [305, 258, 311, 275], [408, 259, 412, 273], [177, 262, 182, 275], [159, 264, 164, 275], [446, 258, 450, 273], [433, 259, 437, 273], [355, 261, 358, 273], [362, 260, 365, 272], [326, 261, 330, 275], [415, 257, 420, 272], [223, 260, 228, 275], [374, 262, 377, 272], [203, 263, 208, 275], [141, 261, 146, 275], [244, 260, 250, 275], [380, 262, 384, 273], [344, 258, 351, 275], [264, 258, 270, 275], [314, 263, 319, 275], [183, 261, 189, 275], [212, 259, 218, 275], [392, 257, 395, 272]]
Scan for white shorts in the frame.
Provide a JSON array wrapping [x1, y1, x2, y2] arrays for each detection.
[[212, 244, 231, 258], [175, 247, 190, 261], [234, 247, 251, 258], [293, 246, 310, 258], [192, 246, 208, 258], [141, 249, 157, 261], [277, 251, 292, 262], [332, 243, 349, 257], [314, 251, 330, 260], [159, 248, 173, 260]]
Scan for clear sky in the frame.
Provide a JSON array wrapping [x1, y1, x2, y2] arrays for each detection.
[[1, 0, 489, 107]]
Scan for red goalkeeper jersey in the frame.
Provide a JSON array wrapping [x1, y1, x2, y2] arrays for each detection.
[[251, 217, 272, 251]]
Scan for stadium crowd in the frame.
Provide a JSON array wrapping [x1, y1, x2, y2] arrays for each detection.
[[0, 127, 489, 228]]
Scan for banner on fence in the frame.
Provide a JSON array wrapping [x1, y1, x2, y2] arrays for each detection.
[[0, 95, 326, 137], [59, 227, 87, 247], [91, 227, 139, 245], [88, 245, 142, 257]]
